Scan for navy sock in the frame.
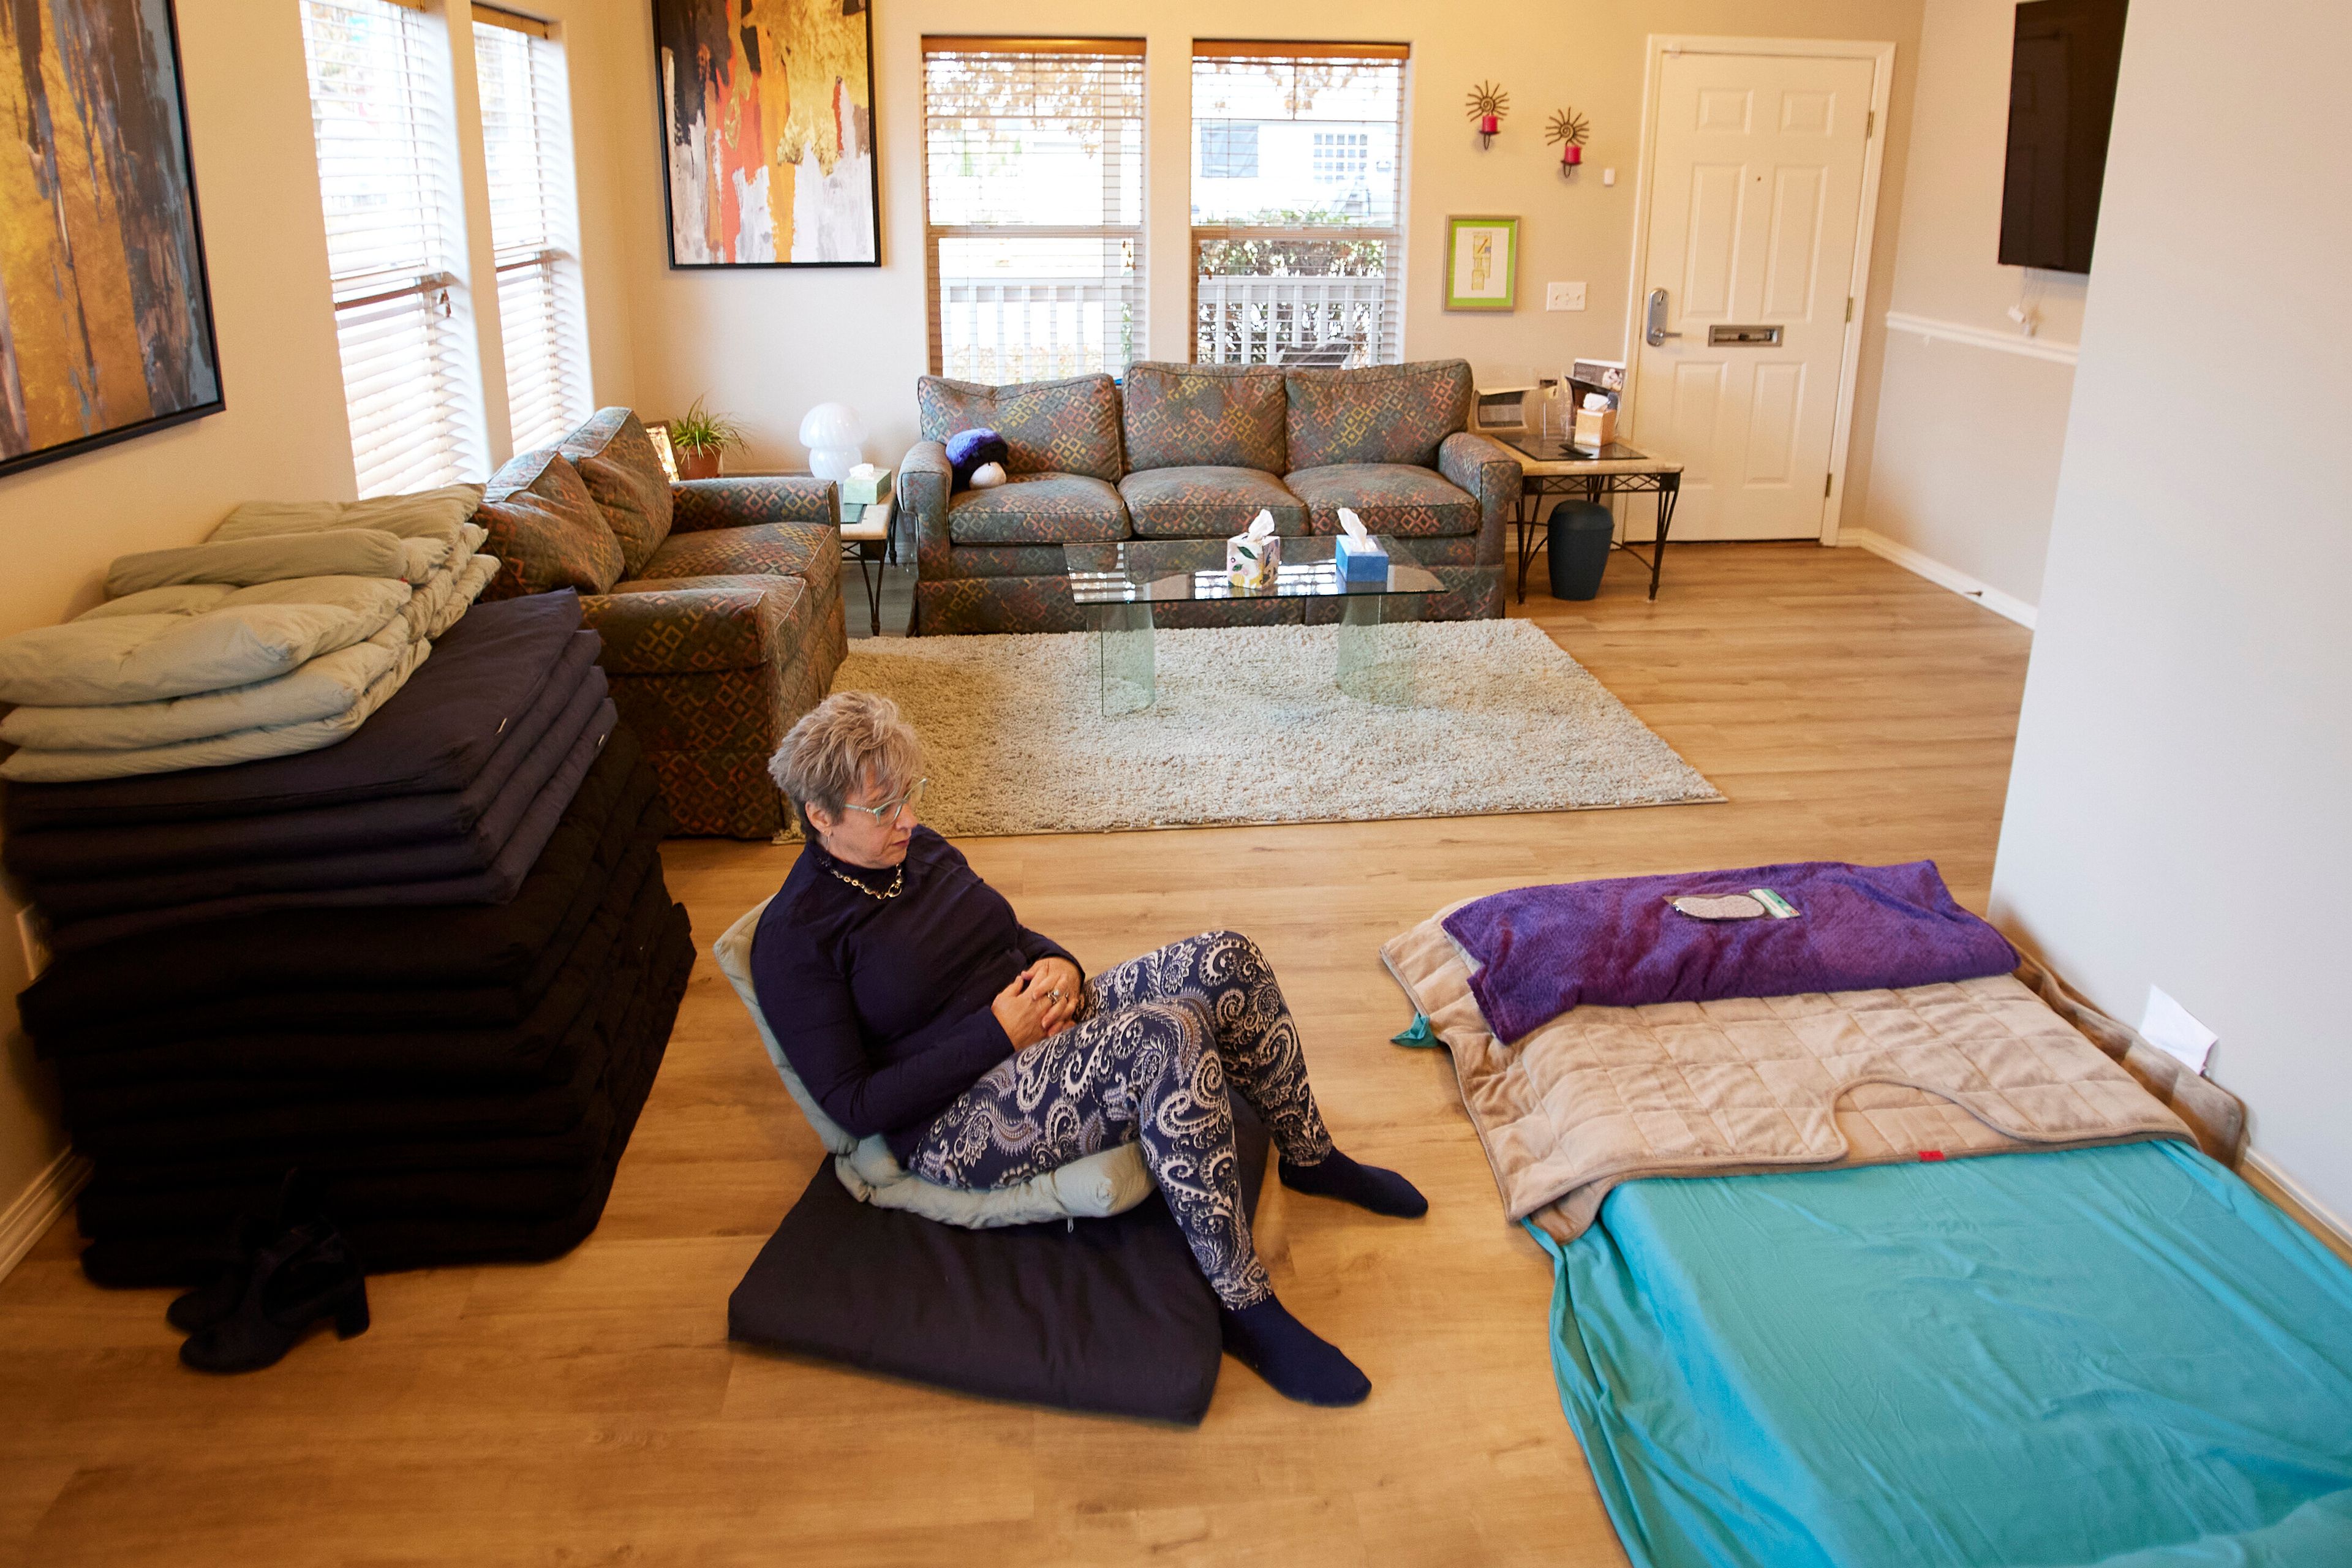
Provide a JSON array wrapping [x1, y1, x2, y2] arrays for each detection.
[[1219, 1296, 1370, 1406], [1280, 1149, 1429, 1218]]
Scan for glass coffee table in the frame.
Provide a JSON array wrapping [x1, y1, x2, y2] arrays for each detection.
[[1063, 535, 1443, 714]]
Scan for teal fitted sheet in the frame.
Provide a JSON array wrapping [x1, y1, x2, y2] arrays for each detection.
[[1536, 1141, 2352, 1568]]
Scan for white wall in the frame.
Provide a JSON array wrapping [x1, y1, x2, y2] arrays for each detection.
[[604, 0, 1924, 515], [0, 0, 642, 1261], [1990, 0, 2352, 1225], [1851, 0, 2084, 612]]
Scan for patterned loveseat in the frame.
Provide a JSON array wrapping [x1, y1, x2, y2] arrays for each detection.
[[899, 360, 1520, 635], [472, 407, 845, 839]]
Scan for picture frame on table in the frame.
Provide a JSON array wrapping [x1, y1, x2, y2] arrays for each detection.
[[1444, 215, 1520, 312]]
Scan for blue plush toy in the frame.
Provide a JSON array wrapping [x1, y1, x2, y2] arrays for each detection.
[[946, 428, 1009, 492]]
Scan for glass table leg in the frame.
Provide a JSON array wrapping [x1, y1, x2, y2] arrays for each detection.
[[1336, 594, 1419, 706], [1095, 600, 1155, 715]]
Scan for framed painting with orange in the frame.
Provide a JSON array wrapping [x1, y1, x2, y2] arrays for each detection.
[[652, 0, 883, 268]]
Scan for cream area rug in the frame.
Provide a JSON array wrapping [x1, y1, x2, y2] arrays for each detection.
[[827, 619, 1721, 837]]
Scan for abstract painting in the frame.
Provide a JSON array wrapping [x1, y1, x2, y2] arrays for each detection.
[[1, 0, 222, 480], [653, 0, 880, 268]]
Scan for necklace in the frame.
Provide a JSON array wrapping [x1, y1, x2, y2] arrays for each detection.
[[826, 861, 904, 900]]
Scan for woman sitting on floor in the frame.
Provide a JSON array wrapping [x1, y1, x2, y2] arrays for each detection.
[[749, 691, 1425, 1408]]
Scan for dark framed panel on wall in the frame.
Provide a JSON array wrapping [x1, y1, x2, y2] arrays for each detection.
[[0, 0, 224, 481], [652, 0, 883, 268]]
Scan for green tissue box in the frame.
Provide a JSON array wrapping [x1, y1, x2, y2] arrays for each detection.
[[842, 468, 891, 507]]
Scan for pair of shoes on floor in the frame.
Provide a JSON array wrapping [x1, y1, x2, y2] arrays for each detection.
[[1221, 1150, 1429, 1408], [170, 1175, 371, 1374]]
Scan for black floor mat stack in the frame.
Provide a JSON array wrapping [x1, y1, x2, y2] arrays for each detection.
[[4, 594, 695, 1286]]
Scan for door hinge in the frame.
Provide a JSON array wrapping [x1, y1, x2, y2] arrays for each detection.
[[1845, 296, 1854, 323], [1824, 472, 1834, 498], [1866, 110, 1875, 138]]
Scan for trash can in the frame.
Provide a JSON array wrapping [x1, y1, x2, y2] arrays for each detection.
[[1547, 501, 1615, 600]]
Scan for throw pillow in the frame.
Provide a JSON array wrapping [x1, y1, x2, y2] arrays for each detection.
[[475, 451, 625, 598], [559, 409, 675, 575]]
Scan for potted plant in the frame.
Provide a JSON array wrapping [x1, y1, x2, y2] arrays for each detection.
[[666, 396, 746, 480]]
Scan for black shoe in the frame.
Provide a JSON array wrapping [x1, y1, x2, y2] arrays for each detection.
[[179, 1221, 369, 1374], [166, 1172, 317, 1334]]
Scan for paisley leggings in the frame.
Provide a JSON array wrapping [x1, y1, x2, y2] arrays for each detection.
[[908, 930, 1334, 1308]]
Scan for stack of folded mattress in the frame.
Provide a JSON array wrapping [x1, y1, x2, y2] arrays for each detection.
[[0, 485, 495, 783], [4, 591, 694, 1285]]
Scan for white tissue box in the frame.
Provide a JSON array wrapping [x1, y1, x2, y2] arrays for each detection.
[[1227, 530, 1281, 590], [1335, 532, 1389, 582], [841, 467, 891, 507]]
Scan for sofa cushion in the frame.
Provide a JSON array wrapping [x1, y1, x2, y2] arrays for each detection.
[[918, 374, 1125, 483], [638, 522, 831, 584], [1120, 363, 1286, 473], [476, 450, 625, 599], [947, 473, 1128, 545], [1118, 466, 1305, 540], [560, 409, 675, 576], [1286, 464, 1480, 538], [1285, 360, 1473, 469], [584, 574, 808, 676]]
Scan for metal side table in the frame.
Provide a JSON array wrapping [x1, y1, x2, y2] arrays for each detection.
[[1499, 435, 1684, 602]]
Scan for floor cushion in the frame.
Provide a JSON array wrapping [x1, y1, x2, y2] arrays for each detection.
[[713, 900, 1154, 1227], [1287, 463, 1480, 537], [727, 1095, 1268, 1423], [1118, 466, 1306, 539], [946, 473, 1128, 545]]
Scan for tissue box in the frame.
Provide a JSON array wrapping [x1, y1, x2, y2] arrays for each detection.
[[1571, 406, 1618, 452], [1227, 531, 1281, 590], [841, 467, 892, 507], [1335, 532, 1389, 583]]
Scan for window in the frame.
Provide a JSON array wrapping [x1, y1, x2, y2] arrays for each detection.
[[1192, 42, 1408, 369], [300, 0, 485, 497], [922, 38, 1145, 382], [473, 6, 591, 452], [1200, 122, 1259, 180]]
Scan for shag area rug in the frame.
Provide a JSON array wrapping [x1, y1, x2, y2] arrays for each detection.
[[827, 619, 1721, 837]]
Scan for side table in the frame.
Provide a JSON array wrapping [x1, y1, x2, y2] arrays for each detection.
[[1500, 436, 1684, 602], [840, 496, 894, 636]]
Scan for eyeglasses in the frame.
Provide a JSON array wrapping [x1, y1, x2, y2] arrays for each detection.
[[840, 777, 928, 828]]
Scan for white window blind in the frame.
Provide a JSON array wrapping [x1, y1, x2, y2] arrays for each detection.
[[922, 39, 1145, 382], [300, 0, 484, 497], [474, 6, 591, 452], [1192, 43, 1408, 369]]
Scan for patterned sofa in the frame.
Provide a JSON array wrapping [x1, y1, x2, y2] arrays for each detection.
[[472, 407, 845, 839], [900, 360, 1520, 635]]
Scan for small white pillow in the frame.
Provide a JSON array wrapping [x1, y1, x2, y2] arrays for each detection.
[[968, 461, 1007, 489]]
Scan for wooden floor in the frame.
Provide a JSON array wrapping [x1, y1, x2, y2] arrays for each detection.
[[0, 544, 2038, 1567]]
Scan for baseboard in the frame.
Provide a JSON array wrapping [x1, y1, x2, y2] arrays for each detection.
[[2242, 1149, 2352, 1262], [0, 1146, 89, 1283], [1840, 528, 2039, 630]]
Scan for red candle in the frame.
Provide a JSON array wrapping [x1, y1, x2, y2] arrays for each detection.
[[1561, 142, 1582, 166], [1479, 113, 1499, 137]]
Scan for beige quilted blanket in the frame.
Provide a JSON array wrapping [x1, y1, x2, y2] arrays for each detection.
[[1382, 913, 2244, 1242]]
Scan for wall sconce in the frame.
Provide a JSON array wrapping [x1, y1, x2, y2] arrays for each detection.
[[1547, 108, 1591, 176], [1466, 81, 1509, 148]]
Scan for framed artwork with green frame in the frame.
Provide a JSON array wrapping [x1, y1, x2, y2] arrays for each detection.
[[1443, 214, 1520, 311]]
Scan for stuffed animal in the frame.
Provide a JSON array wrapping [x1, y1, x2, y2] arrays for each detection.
[[945, 428, 1010, 492]]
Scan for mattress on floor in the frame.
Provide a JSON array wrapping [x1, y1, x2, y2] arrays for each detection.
[[0, 590, 584, 832], [18, 729, 661, 1042], [76, 899, 689, 1286], [0, 631, 603, 880], [729, 1099, 1270, 1425], [1539, 1140, 2352, 1568]]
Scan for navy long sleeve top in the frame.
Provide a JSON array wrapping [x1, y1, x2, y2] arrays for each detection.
[[748, 826, 1082, 1162]]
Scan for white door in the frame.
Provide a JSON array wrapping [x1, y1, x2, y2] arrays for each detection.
[[1630, 51, 1875, 540]]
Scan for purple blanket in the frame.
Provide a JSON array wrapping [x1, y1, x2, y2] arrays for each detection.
[[1442, 861, 2018, 1044]]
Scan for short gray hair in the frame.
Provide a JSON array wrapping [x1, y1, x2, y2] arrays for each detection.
[[769, 691, 924, 834]]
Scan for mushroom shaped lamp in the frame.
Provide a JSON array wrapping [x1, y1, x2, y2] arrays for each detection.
[[798, 402, 867, 481]]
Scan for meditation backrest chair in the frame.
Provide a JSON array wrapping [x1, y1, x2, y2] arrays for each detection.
[[713, 900, 1153, 1227]]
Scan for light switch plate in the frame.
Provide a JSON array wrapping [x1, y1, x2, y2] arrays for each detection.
[[2139, 985, 2218, 1074], [1602, 167, 1616, 186], [1546, 281, 1588, 312]]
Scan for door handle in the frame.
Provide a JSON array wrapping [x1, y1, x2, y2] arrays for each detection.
[[1646, 287, 1681, 348]]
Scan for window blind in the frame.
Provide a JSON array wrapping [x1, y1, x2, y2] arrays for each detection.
[[921, 39, 1146, 382], [1192, 44, 1408, 369], [474, 11, 591, 452], [300, 0, 484, 497]]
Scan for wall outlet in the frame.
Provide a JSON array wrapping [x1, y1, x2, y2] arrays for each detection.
[[15, 906, 50, 982], [1546, 281, 1588, 312]]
